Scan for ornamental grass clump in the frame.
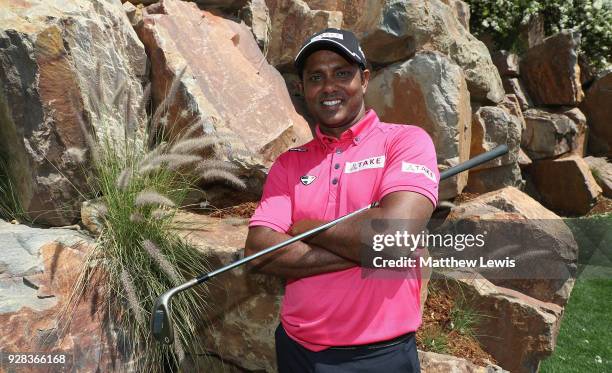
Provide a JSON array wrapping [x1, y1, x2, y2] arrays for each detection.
[[62, 64, 245, 372]]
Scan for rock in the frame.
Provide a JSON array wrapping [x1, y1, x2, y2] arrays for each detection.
[[0, 221, 133, 370], [520, 31, 584, 106], [173, 212, 281, 372], [530, 156, 602, 215], [522, 108, 585, 160], [580, 70, 612, 156], [239, 0, 272, 54], [0, 0, 147, 226], [439, 0, 471, 31], [584, 156, 612, 198], [419, 350, 507, 373], [365, 51, 472, 199], [499, 94, 526, 130], [562, 107, 587, 157], [437, 270, 563, 373], [466, 163, 524, 193], [518, 13, 545, 48], [123, 1, 143, 27], [518, 149, 532, 167], [357, 0, 504, 103], [195, 0, 250, 12], [492, 50, 519, 77], [502, 78, 532, 110], [265, 0, 343, 69], [138, 0, 311, 206], [470, 105, 522, 170], [447, 186, 578, 306]]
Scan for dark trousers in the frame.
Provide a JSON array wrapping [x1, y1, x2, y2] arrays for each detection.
[[275, 324, 420, 373]]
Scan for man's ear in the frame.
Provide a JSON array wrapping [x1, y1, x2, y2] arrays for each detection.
[[297, 79, 304, 96], [361, 69, 371, 94]]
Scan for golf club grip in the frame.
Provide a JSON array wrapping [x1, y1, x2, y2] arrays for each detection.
[[439, 145, 508, 181]]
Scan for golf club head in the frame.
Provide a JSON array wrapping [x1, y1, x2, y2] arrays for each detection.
[[151, 294, 174, 344]]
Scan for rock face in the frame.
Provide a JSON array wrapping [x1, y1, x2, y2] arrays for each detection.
[[266, 0, 343, 69], [520, 31, 584, 106], [419, 350, 507, 373], [502, 78, 532, 110], [437, 270, 563, 373], [584, 156, 612, 198], [470, 106, 522, 170], [0, 0, 147, 226], [530, 156, 602, 215], [439, 0, 470, 31], [492, 50, 519, 77], [447, 187, 578, 306], [0, 221, 133, 371], [138, 0, 312, 205], [466, 163, 524, 193], [580, 70, 612, 156], [365, 51, 472, 199], [173, 213, 282, 372], [239, 0, 272, 54], [522, 108, 586, 160]]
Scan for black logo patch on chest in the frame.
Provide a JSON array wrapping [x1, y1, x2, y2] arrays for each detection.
[[300, 175, 316, 185]]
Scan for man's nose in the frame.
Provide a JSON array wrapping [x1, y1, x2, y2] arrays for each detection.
[[321, 75, 337, 93]]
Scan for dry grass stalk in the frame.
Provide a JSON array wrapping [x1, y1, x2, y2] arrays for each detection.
[[199, 169, 246, 189], [139, 154, 201, 174], [169, 137, 222, 155], [116, 168, 132, 191], [149, 66, 187, 148], [130, 212, 144, 223], [135, 190, 176, 208], [195, 159, 238, 173], [120, 268, 144, 324], [142, 239, 181, 285]]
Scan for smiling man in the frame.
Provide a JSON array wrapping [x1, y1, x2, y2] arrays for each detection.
[[245, 28, 439, 372]]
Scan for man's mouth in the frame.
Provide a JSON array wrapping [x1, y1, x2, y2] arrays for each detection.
[[321, 99, 342, 108]]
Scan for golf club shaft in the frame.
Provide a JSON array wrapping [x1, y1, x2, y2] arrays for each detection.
[[194, 144, 509, 285], [152, 144, 509, 343]]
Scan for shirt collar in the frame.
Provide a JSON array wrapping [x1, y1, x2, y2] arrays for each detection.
[[315, 109, 379, 147]]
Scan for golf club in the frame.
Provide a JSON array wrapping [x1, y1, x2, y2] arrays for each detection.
[[151, 144, 509, 344]]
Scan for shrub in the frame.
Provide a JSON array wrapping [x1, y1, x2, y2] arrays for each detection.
[[466, 0, 612, 71], [61, 65, 245, 372]]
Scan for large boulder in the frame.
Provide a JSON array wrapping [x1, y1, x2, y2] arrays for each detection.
[[584, 156, 612, 198], [470, 105, 522, 170], [436, 270, 563, 373], [446, 186, 578, 306], [265, 0, 343, 69], [173, 213, 282, 372], [520, 31, 584, 106], [522, 107, 587, 160], [0, 221, 134, 371], [465, 163, 524, 193], [365, 51, 472, 199], [357, 0, 504, 103], [580, 70, 612, 156], [138, 0, 312, 206], [0, 0, 147, 225], [530, 155, 602, 215]]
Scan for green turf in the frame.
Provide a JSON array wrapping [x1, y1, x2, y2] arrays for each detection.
[[539, 277, 612, 372]]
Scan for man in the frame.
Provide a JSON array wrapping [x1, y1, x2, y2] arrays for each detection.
[[245, 28, 439, 372]]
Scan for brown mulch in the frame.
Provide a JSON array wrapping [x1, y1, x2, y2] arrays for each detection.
[[586, 196, 612, 216], [417, 285, 496, 367], [208, 202, 258, 218]]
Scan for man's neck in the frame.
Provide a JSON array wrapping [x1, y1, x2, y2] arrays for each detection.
[[318, 107, 366, 139]]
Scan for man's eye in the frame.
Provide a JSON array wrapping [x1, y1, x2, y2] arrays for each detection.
[[337, 71, 351, 78], [308, 74, 322, 82]]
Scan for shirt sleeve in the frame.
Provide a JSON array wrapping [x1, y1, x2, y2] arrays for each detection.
[[379, 126, 439, 207], [249, 154, 293, 233]]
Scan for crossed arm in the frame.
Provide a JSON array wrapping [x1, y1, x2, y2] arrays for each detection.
[[244, 191, 434, 279]]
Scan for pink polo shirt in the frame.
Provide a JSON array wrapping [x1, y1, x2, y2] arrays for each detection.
[[249, 110, 439, 351]]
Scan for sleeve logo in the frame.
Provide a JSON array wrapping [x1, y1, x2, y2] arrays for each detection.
[[344, 156, 386, 173], [401, 162, 437, 182]]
